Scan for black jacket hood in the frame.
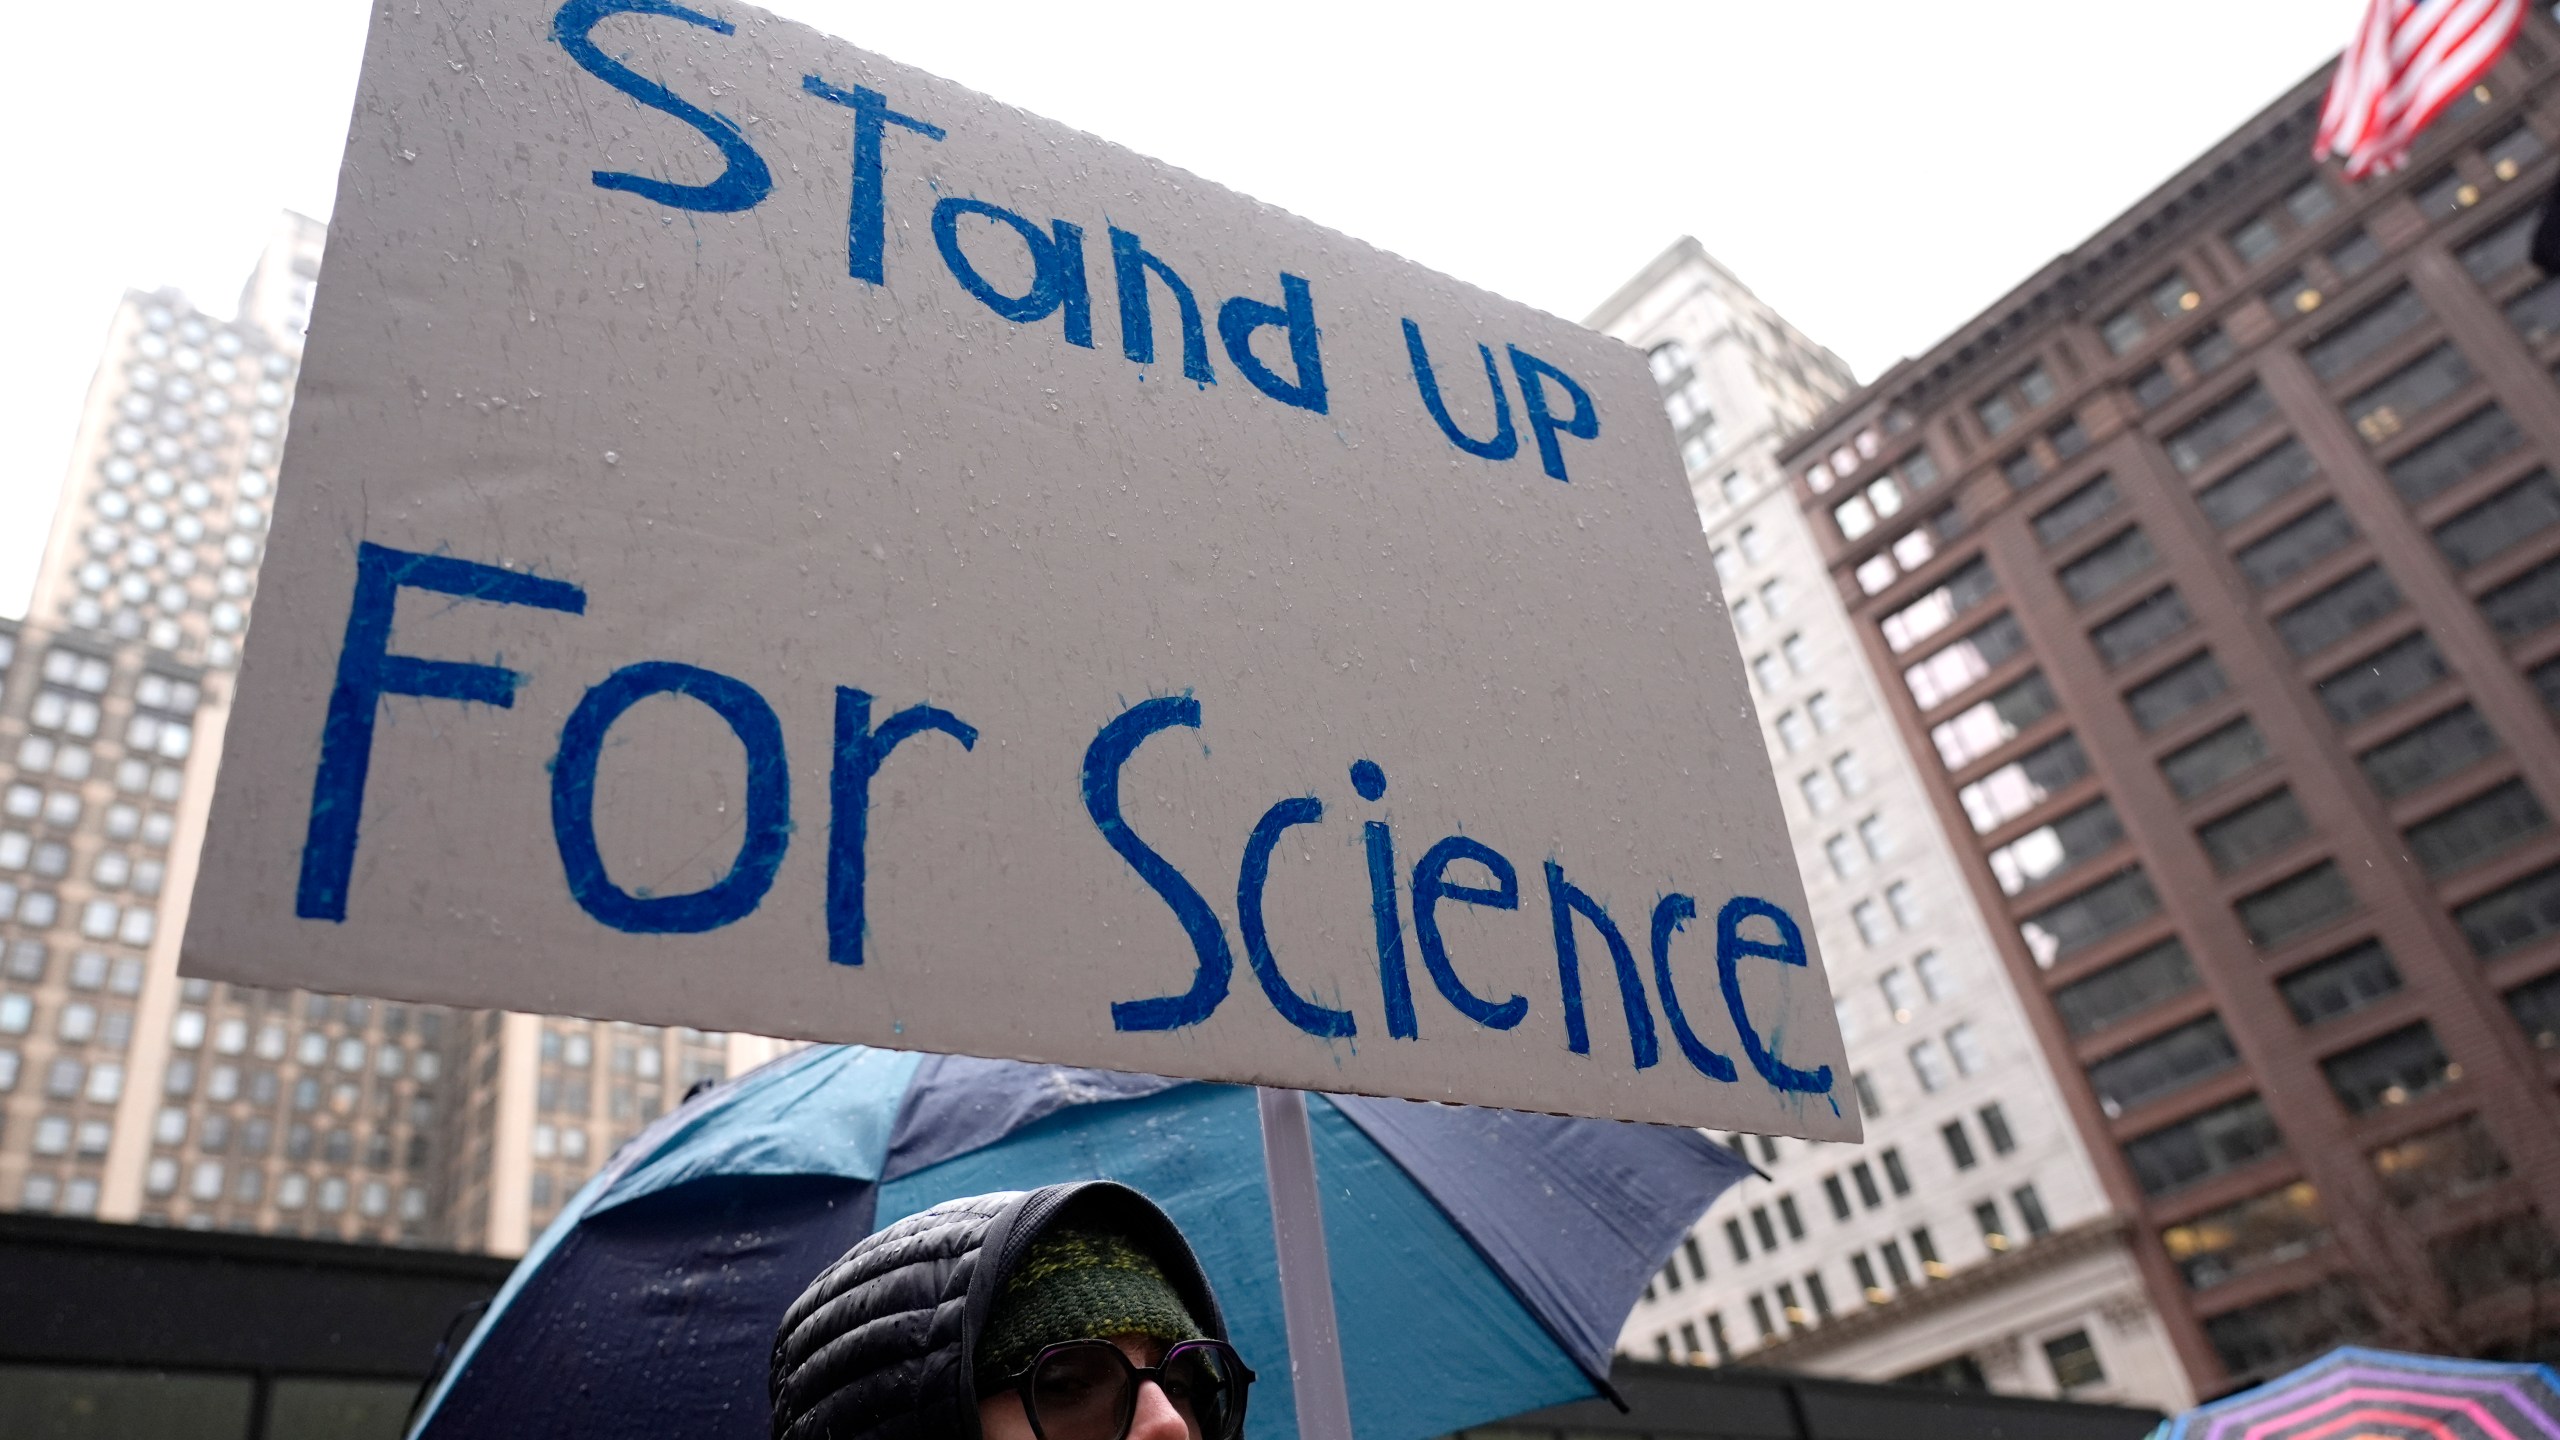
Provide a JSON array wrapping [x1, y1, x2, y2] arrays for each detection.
[[770, 1182, 1227, 1440]]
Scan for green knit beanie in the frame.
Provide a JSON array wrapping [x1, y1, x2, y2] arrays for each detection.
[[976, 1224, 1205, 1388]]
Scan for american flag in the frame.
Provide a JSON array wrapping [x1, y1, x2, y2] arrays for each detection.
[[2315, 0, 2527, 179]]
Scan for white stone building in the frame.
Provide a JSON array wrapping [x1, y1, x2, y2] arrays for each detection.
[[1586, 238, 2192, 1411]]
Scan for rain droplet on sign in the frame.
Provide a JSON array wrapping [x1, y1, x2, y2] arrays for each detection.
[[602, 451, 619, 465]]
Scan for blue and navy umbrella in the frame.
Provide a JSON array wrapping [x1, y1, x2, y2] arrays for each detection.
[[411, 1045, 1751, 1440]]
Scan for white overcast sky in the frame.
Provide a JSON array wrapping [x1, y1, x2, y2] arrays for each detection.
[[0, 1, 2356, 617]]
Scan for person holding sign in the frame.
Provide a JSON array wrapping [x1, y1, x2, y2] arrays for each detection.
[[770, 1181, 1252, 1440]]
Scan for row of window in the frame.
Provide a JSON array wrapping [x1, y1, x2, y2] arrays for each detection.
[[156, 1105, 431, 1166], [10, 733, 187, 798], [0, 885, 157, 945], [0, 994, 133, 1048], [2, 941, 145, 994], [134, 1157, 429, 1221], [0, 1050, 124, 1103]]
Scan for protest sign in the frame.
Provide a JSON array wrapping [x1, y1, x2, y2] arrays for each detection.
[[185, 0, 1855, 1137]]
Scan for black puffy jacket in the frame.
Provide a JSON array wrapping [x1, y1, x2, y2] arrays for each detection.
[[770, 1182, 1230, 1440]]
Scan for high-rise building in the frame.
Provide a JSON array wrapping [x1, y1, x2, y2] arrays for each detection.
[[0, 213, 790, 1254], [1776, 24, 2560, 1394], [1589, 241, 2190, 1410]]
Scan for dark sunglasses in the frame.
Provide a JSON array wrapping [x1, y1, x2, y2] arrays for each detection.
[[996, 1338, 1254, 1440]]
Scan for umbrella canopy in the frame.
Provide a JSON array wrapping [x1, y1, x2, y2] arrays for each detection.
[[2150, 1346, 2560, 1440], [411, 1045, 1752, 1440]]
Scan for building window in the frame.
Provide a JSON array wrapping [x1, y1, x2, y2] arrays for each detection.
[[2125, 651, 2229, 732], [2021, 866, 2161, 967], [2090, 587, 2193, 669], [2163, 1183, 2329, 1291], [1882, 1149, 1912, 1197], [1887, 882, 1922, 927], [1942, 1120, 1977, 1171], [2348, 344, 2475, 445], [2161, 718, 2269, 801], [1909, 1039, 1949, 1094], [2166, 385, 2278, 474], [2507, 274, 2560, 345], [2509, 969, 2560, 1050], [2205, 1279, 2373, 1383], [2229, 179, 2334, 265], [1974, 1199, 2010, 1251], [1975, 364, 2057, 437], [1979, 1103, 2016, 1154], [2044, 1330, 2106, 1391], [2435, 471, 2560, 572], [1851, 1161, 1883, 1209], [1852, 900, 1890, 946], [1823, 1174, 1852, 1221], [1832, 752, 1867, 796], [1988, 797, 2124, 896], [1881, 558, 2000, 654], [2034, 474, 2122, 548], [2199, 439, 2318, 530], [1833, 477, 1906, 541], [1853, 1070, 1884, 1119], [2058, 932, 2201, 1030], [2058, 528, 2158, 607], [2236, 502, 2359, 591], [1852, 1252, 1884, 1302], [2370, 1113, 2510, 1207], [1880, 968, 1918, 1021], [2186, 328, 2237, 375], [1825, 834, 1863, 881], [2132, 363, 2178, 409], [2100, 271, 2202, 354], [2317, 631, 2447, 726], [2237, 861, 2356, 948], [2124, 1094, 2285, 1197], [2198, 789, 2311, 874], [2480, 555, 2560, 639], [1960, 733, 2091, 833], [1933, 671, 2059, 769], [2429, 1211, 2560, 1308], [2304, 286, 2431, 381], [2405, 779, 2549, 877], [2484, 117, 2550, 179], [2322, 1022, 2454, 1114], [1859, 815, 1894, 862], [2275, 565, 2403, 658], [1904, 612, 2028, 710], [1878, 1240, 1913, 1288], [1748, 1294, 1773, 1340], [2392, 406, 2525, 507], [2088, 1014, 2240, 1117], [2274, 939, 2404, 1029], [1807, 691, 1841, 732], [1774, 709, 1809, 754], [1725, 1218, 1750, 1264], [1801, 771, 1839, 814]]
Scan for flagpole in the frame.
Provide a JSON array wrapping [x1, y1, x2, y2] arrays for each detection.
[[1256, 1087, 1356, 1440]]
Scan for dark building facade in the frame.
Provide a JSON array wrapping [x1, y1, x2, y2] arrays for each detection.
[[1777, 21, 2560, 1396]]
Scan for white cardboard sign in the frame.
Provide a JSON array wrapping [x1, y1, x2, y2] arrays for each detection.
[[185, 0, 1856, 1137]]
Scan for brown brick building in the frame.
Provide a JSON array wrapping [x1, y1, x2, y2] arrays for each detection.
[[1776, 23, 2560, 1393]]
